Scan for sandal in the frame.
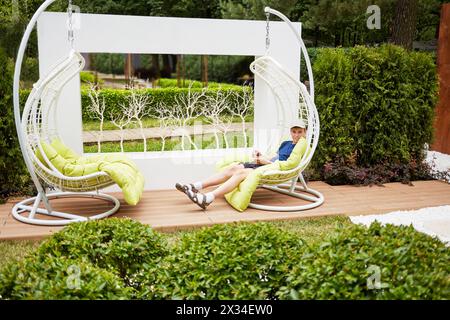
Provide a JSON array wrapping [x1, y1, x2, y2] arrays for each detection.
[[175, 183, 199, 195], [186, 191, 210, 210]]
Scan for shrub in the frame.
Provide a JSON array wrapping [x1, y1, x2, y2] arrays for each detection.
[[278, 222, 450, 300], [139, 223, 306, 300], [156, 78, 242, 89], [37, 218, 169, 288], [80, 86, 250, 121], [0, 48, 34, 202], [0, 255, 131, 300], [321, 156, 434, 186]]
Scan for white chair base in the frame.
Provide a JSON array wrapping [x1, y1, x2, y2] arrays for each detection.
[[248, 182, 324, 212], [12, 191, 120, 226]]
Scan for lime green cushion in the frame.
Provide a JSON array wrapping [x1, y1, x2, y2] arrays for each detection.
[[51, 138, 80, 161], [36, 140, 144, 205]]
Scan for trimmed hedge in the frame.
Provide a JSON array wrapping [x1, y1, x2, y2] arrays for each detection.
[[0, 255, 131, 300], [36, 218, 169, 288], [0, 219, 448, 300], [156, 78, 242, 89], [313, 44, 437, 169], [139, 223, 305, 300], [80, 86, 250, 121], [278, 222, 450, 299], [0, 49, 34, 202]]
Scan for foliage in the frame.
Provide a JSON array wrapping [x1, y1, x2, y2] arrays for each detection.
[[78, 86, 251, 121], [182, 55, 254, 84], [278, 222, 450, 299], [0, 255, 131, 299], [138, 223, 306, 299], [0, 48, 34, 202], [80, 71, 104, 85], [37, 218, 169, 288], [312, 44, 438, 173], [156, 78, 241, 89], [321, 156, 435, 186], [1, 218, 448, 300], [220, 0, 297, 20]]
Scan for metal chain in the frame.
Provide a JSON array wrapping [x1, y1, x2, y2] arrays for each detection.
[[67, 0, 74, 49], [265, 12, 270, 52]]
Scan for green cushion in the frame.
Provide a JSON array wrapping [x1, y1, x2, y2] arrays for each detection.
[[51, 138, 80, 161], [35, 140, 144, 205]]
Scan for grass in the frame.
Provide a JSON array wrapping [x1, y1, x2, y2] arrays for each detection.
[[0, 240, 40, 270], [83, 131, 254, 153], [82, 115, 254, 131], [0, 215, 352, 271]]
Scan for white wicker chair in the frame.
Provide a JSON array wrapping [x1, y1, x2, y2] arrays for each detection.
[[246, 7, 324, 211], [12, 0, 120, 225]]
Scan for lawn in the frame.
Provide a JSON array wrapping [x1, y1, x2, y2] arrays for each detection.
[[0, 215, 349, 270]]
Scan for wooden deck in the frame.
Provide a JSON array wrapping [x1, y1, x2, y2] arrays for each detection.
[[1, 180, 450, 240]]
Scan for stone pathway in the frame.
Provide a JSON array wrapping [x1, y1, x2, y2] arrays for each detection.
[[83, 122, 253, 143]]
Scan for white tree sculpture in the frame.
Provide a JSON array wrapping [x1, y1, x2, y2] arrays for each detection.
[[127, 86, 152, 152], [172, 83, 207, 151], [155, 102, 175, 152], [230, 85, 254, 148], [86, 83, 106, 153], [203, 87, 233, 149], [109, 104, 133, 153]]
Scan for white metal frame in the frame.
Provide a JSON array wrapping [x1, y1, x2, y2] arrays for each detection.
[[247, 7, 324, 212], [35, 6, 301, 190]]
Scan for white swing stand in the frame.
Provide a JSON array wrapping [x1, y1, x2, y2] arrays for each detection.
[[12, 0, 120, 226], [246, 7, 324, 212]]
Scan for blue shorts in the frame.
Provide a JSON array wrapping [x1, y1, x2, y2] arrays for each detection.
[[240, 162, 264, 169]]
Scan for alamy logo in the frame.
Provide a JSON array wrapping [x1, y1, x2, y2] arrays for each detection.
[[366, 5, 381, 30], [367, 265, 389, 290]]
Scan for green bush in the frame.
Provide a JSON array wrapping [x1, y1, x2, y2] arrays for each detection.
[[80, 71, 104, 85], [1, 219, 448, 300], [0, 255, 131, 300], [0, 48, 34, 202], [156, 78, 241, 89], [139, 223, 305, 300], [37, 218, 169, 288], [278, 222, 450, 300], [312, 44, 437, 173], [80, 86, 250, 121]]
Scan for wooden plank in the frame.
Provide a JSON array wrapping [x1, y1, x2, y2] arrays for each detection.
[[1, 181, 450, 240]]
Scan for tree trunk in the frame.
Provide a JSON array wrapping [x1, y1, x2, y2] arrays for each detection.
[[176, 54, 181, 88], [151, 54, 160, 80], [390, 0, 418, 50], [161, 54, 172, 78], [124, 53, 133, 82], [201, 55, 208, 86]]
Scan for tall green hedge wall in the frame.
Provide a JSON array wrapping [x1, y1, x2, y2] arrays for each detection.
[[313, 44, 437, 167]]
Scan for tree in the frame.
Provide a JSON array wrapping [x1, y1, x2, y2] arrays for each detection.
[[220, 0, 297, 20], [390, 0, 418, 50]]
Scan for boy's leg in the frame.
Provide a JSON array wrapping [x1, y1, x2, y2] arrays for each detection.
[[200, 163, 245, 189], [211, 168, 253, 198]]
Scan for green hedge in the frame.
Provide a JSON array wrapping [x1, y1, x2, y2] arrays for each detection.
[[139, 223, 304, 299], [0, 219, 448, 300], [312, 44, 437, 169], [0, 49, 34, 202], [156, 78, 242, 89], [79, 86, 250, 121], [279, 222, 450, 299]]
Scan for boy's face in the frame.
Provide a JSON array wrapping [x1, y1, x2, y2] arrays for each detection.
[[290, 127, 306, 142]]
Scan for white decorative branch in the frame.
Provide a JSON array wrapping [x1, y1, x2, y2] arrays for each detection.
[[230, 85, 254, 148], [86, 82, 106, 153]]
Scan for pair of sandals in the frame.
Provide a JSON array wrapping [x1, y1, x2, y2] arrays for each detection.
[[175, 183, 210, 210]]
